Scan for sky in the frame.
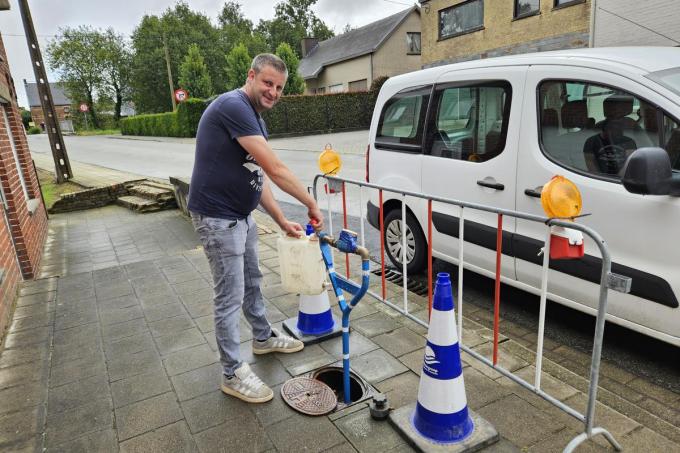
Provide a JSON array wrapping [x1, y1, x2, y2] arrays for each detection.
[[0, 0, 414, 108]]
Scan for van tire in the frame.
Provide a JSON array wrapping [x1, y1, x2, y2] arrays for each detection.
[[383, 209, 427, 274]]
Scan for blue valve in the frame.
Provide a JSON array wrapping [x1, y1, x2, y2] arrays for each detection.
[[336, 229, 358, 254], [305, 223, 315, 236]]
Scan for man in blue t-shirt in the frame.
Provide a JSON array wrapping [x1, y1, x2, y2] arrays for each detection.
[[188, 54, 324, 404]]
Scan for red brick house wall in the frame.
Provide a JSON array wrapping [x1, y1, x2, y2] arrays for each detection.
[[30, 104, 70, 130], [0, 33, 48, 339]]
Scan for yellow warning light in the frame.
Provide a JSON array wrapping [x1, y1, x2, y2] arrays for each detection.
[[541, 175, 583, 219], [318, 144, 342, 175]]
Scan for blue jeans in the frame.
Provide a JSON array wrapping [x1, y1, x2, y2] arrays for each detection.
[[191, 212, 272, 376]]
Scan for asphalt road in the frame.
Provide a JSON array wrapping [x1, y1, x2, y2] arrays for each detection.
[[28, 133, 680, 391]]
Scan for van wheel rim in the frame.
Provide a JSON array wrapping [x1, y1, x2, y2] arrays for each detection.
[[385, 219, 416, 264]]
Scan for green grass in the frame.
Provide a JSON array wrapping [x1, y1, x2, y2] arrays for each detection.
[[40, 179, 57, 207], [75, 128, 121, 136], [36, 169, 84, 208]]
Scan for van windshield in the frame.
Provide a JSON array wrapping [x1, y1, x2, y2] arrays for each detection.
[[647, 67, 680, 97]]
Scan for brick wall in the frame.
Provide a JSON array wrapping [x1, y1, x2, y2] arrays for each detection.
[[30, 104, 70, 129], [593, 0, 680, 47], [0, 34, 48, 341]]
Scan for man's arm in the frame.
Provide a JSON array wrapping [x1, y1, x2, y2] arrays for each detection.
[[237, 135, 324, 229], [260, 177, 303, 236]]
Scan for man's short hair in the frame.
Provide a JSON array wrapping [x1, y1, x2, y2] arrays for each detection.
[[251, 54, 288, 78]]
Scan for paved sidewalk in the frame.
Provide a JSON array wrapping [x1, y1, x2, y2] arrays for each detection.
[[3, 156, 677, 452]]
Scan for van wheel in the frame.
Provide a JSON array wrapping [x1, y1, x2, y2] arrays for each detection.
[[383, 210, 426, 274]]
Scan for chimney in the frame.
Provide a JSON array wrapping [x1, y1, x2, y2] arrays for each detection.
[[301, 38, 319, 58]]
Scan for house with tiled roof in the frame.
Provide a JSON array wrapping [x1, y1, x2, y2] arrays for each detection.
[[299, 6, 421, 94], [23, 80, 74, 133]]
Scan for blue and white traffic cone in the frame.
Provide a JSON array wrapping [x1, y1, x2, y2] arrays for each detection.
[[389, 272, 499, 451], [412, 272, 473, 443], [296, 291, 335, 335]]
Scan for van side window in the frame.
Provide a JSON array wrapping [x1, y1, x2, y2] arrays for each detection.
[[425, 81, 512, 162], [376, 85, 431, 151], [538, 80, 680, 179]]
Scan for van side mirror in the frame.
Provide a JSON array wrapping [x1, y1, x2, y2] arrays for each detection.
[[622, 147, 680, 196]]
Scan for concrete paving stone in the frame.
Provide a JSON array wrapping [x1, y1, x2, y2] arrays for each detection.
[[107, 348, 163, 382], [351, 312, 403, 338], [171, 278, 211, 296], [54, 309, 99, 331], [45, 397, 113, 447], [637, 397, 680, 427], [204, 331, 218, 352], [463, 367, 515, 411], [104, 331, 156, 360], [251, 384, 295, 428], [97, 294, 139, 311], [119, 420, 198, 453], [269, 293, 298, 314], [111, 368, 172, 408], [627, 377, 680, 404], [12, 300, 55, 319], [261, 284, 289, 300], [0, 434, 42, 452], [154, 256, 190, 269], [181, 389, 253, 434], [51, 340, 104, 366], [194, 315, 215, 334], [139, 292, 181, 308], [93, 266, 126, 282], [154, 328, 205, 356], [124, 261, 163, 277], [101, 317, 149, 342], [56, 287, 97, 303], [2, 325, 52, 349], [335, 407, 407, 453], [130, 277, 171, 293], [0, 360, 49, 390], [276, 343, 335, 376], [498, 365, 579, 404], [341, 349, 409, 384], [9, 312, 53, 333], [19, 277, 58, 295], [171, 363, 222, 401], [250, 356, 291, 386], [52, 321, 100, 347], [162, 344, 218, 377], [477, 394, 564, 448], [372, 327, 425, 358], [185, 302, 213, 319], [0, 405, 45, 445], [0, 344, 48, 369], [178, 288, 214, 306], [195, 416, 271, 452], [15, 291, 55, 307], [47, 373, 111, 414], [619, 426, 679, 453], [98, 305, 144, 326], [324, 442, 359, 453], [563, 392, 641, 439], [331, 299, 379, 321], [526, 427, 610, 453], [267, 411, 345, 453], [149, 314, 195, 338], [596, 376, 645, 405], [57, 272, 93, 291], [143, 301, 188, 322], [320, 331, 379, 360], [115, 391, 184, 441], [164, 270, 203, 285], [95, 281, 134, 301], [375, 371, 420, 410], [49, 353, 107, 388]]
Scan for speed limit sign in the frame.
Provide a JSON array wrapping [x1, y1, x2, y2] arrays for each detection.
[[174, 89, 188, 102], [79, 103, 89, 112]]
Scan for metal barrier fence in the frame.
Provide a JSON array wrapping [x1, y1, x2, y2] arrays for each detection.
[[313, 173, 623, 452]]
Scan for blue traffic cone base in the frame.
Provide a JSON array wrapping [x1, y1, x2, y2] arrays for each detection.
[[283, 291, 343, 344]]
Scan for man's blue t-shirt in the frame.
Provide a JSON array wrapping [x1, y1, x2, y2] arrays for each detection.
[[188, 90, 268, 219]]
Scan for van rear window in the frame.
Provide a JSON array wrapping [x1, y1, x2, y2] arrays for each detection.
[[376, 85, 431, 151]]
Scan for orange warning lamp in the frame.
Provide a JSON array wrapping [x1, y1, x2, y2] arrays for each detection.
[[540, 175, 585, 260], [319, 144, 342, 175]]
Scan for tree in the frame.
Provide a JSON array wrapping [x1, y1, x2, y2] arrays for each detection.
[[256, 0, 334, 56], [19, 107, 32, 128], [218, 2, 269, 58], [47, 25, 106, 128], [224, 43, 251, 91], [179, 44, 213, 99], [130, 2, 224, 113], [275, 42, 304, 95], [100, 28, 132, 122]]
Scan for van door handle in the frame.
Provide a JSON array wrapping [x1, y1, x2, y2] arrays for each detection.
[[477, 180, 504, 191], [524, 187, 543, 198]]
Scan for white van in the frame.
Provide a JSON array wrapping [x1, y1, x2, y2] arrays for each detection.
[[366, 48, 680, 346]]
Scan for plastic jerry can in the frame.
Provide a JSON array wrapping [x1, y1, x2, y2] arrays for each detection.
[[277, 234, 326, 295]]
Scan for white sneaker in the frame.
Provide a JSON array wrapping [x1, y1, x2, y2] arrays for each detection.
[[252, 328, 304, 355], [221, 363, 273, 403]]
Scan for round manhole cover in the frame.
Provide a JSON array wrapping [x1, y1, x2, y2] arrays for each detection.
[[281, 377, 337, 416]]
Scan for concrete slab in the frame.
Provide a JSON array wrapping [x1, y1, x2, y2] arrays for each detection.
[[372, 327, 426, 358], [194, 415, 272, 452], [390, 403, 499, 453], [162, 343, 218, 377], [341, 349, 409, 384], [266, 411, 346, 453], [114, 392, 184, 441], [335, 407, 408, 452], [180, 390, 251, 434], [118, 421, 198, 453], [110, 368, 172, 408]]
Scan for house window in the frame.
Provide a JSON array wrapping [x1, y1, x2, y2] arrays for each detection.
[[439, 0, 484, 40], [349, 79, 368, 92], [554, 0, 584, 8], [406, 32, 421, 54], [328, 84, 343, 93], [514, 0, 539, 18], [1, 105, 29, 200]]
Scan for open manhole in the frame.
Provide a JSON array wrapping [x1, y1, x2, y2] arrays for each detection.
[[371, 268, 429, 297], [281, 377, 337, 415], [310, 365, 373, 411]]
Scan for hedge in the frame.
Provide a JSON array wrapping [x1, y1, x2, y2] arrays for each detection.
[[121, 90, 378, 138]]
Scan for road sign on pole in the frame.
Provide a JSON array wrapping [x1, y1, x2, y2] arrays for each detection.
[[79, 103, 89, 113], [174, 89, 188, 103]]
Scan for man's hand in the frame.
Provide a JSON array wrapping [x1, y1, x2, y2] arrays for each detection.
[[280, 220, 304, 237], [308, 205, 324, 231]]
